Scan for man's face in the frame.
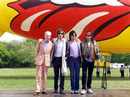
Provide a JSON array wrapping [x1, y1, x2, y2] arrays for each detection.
[[57, 31, 64, 39], [44, 34, 51, 40], [70, 34, 76, 41], [86, 33, 93, 40]]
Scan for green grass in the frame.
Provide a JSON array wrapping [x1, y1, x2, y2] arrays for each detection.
[[0, 68, 130, 90]]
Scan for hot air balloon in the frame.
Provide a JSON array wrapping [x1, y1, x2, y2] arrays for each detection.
[[0, 0, 130, 53]]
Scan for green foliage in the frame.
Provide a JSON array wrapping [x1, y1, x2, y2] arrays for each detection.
[[0, 39, 37, 68], [111, 53, 130, 65], [0, 43, 12, 67], [1, 39, 130, 68]]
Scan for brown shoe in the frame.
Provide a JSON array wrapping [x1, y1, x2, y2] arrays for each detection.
[[33, 92, 40, 96]]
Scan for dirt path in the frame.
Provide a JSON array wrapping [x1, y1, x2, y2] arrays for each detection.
[[0, 89, 130, 97]]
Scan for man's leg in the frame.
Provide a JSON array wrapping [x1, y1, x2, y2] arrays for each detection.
[[35, 65, 43, 93], [82, 60, 87, 89], [75, 58, 80, 91], [42, 66, 48, 93], [53, 63, 60, 92], [87, 61, 94, 89]]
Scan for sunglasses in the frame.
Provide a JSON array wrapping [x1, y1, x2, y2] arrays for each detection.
[[58, 32, 64, 35]]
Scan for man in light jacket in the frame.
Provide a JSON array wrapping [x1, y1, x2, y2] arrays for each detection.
[[34, 31, 53, 95], [52, 29, 67, 94]]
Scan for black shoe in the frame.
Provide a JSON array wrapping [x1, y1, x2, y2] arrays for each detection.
[[60, 90, 65, 95], [42, 91, 47, 94], [53, 90, 58, 94]]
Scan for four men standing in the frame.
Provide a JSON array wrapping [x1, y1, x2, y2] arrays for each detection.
[[34, 30, 100, 95]]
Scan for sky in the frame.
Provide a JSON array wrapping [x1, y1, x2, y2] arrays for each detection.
[[0, 32, 26, 42]]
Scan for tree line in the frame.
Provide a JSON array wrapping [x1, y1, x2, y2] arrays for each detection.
[[0, 40, 36, 68], [0, 39, 130, 68]]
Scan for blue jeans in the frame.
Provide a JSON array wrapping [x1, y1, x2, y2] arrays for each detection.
[[69, 57, 80, 91]]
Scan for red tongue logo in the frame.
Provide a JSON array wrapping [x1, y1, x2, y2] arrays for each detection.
[[119, 0, 130, 6], [8, 0, 130, 41]]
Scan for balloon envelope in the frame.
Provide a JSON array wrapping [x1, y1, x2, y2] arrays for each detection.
[[0, 0, 130, 53]]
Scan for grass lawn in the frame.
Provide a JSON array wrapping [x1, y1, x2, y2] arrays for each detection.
[[0, 68, 130, 90]]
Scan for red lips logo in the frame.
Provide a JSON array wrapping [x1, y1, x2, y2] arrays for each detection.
[[8, 0, 130, 41]]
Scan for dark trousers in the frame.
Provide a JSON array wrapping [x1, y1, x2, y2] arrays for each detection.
[[69, 57, 80, 91], [120, 71, 124, 78], [82, 60, 94, 89], [96, 71, 100, 78], [53, 57, 65, 91]]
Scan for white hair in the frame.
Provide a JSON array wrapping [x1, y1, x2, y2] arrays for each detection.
[[45, 31, 52, 36]]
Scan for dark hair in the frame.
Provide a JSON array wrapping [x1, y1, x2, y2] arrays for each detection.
[[57, 28, 64, 36], [69, 30, 77, 40]]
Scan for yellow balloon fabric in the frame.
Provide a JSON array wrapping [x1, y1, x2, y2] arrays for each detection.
[[0, 0, 130, 53], [0, 0, 18, 35]]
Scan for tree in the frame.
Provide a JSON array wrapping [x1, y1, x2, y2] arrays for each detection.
[[0, 39, 37, 68], [0, 43, 12, 67], [111, 54, 130, 64]]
